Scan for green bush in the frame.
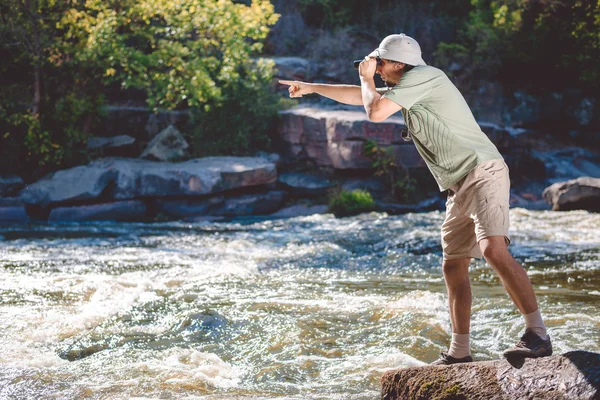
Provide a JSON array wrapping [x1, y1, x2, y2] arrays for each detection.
[[328, 189, 376, 217]]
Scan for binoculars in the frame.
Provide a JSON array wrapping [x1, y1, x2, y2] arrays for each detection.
[[353, 57, 383, 70]]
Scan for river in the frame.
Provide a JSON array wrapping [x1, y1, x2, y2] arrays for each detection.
[[1, 208, 599, 399]]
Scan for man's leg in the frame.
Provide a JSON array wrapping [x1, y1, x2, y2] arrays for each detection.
[[478, 236, 538, 314], [443, 257, 472, 336], [431, 257, 474, 365], [479, 236, 552, 358]]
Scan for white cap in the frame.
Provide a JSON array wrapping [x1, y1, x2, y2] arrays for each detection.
[[367, 33, 426, 66]]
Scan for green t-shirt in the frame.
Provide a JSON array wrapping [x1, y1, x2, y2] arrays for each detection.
[[382, 66, 503, 191]]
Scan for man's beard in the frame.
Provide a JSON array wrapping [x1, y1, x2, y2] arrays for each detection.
[[384, 80, 397, 87]]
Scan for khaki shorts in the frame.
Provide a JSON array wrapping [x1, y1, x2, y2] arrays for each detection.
[[441, 159, 511, 260]]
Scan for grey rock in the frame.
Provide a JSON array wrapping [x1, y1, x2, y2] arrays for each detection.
[[154, 196, 224, 218], [140, 125, 189, 161], [214, 191, 287, 216], [278, 172, 333, 196], [107, 157, 277, 199], [21, 165, 117, 208], [87, 135, 136, 150], [542, 176, 600, 212], [21, 157, 277, 207], [0, 174, 25, 197], [381, 351, 600, 400], [0, 206, 29, 222], [0, 197, 24, 207], [270, 56, 313, 81], [278, 107, 425, 170], [48, 200, 147, 222]]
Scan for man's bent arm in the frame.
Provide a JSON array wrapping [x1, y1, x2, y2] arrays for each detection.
[[360, 77, 402, 122]]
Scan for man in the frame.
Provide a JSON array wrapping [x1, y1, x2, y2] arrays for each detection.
[[279, 33, 552, 365]]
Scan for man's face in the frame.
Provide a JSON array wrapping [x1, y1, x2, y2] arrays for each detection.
[[376, 57, 403, 87]]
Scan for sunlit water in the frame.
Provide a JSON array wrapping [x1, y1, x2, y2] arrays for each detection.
[[1, 209, 599, 399]]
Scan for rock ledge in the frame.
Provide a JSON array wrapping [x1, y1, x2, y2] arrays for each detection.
[[381, 351, 600, 400]]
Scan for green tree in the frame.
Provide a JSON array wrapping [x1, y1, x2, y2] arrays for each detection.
[[0, 0, 280, 178]]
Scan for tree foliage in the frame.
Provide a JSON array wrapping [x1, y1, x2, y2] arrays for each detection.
[[0, 0, 279, 179], [435, 0, 600, 91]]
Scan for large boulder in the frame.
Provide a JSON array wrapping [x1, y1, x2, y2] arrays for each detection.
[[381, 351, 600, 400], [542, 177, 600, 212], [278, 107, 424, 170], [21, 157, 277, 207], [107, 157, 277, 199], [20, 165, 118, 208]]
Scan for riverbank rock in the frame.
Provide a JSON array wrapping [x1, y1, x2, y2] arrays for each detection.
[[542, 177, 600, 212], [140, 125, 189, 161], [21, 157, 277, 208], [87, 135, 136, 151], [278, 106, 424, 171], [0, 174, 25, 197], [381, 351, 600, 400], [48, 200, 147, 222], [278, 172, 334, 196]]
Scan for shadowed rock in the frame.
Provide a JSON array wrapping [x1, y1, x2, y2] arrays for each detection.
[[278, 172, 334, 196], [87, 135, 136, 150], [0, 174, 25, 197], [48, 200, 147, 222], [381, 351, 600, 400]]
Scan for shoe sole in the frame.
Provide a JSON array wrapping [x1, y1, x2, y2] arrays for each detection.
[[503, 349, 552, 358]]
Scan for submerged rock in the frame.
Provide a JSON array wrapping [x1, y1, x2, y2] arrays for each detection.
[[381, 351, 600, 400], [542, 177, 600, 212]]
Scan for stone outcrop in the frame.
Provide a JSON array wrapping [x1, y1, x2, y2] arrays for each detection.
[[48, 200, 147, 222], [0, 174, 25, 197], [140, 125, 189, 161], [542, 177, 600, 212], [20, 157, 277, 208], [278, 172, 334, 196], [20, 164, 118, 208], [278, 106, 425, 170], [381, 351, 600, 400], [87, 135, 136, 150]]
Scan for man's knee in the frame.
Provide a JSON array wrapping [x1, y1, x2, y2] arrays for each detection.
[[442, 258, 470, 284], [479, 236, 511, 264]]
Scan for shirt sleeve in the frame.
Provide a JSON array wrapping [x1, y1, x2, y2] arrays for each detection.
[[382, 68, 436, 110]]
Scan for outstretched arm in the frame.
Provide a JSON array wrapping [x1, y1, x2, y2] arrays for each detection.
[[279, 80, 363, 106]]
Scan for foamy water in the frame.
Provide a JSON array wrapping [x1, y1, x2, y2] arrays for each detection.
[[1, 209, 599, 399]]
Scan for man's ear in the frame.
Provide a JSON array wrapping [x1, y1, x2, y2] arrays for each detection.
[[395, 62, 405, 71]]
